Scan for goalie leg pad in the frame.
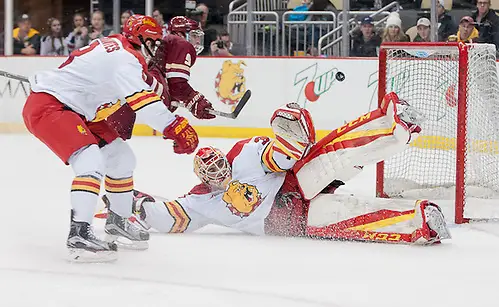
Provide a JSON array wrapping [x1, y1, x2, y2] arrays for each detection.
[[294, 95, 416, 200], [305, 195, 451, 245]]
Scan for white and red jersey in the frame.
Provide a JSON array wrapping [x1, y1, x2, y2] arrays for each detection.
[[144, 136, 296, 235], [29, 35, 175, 131]]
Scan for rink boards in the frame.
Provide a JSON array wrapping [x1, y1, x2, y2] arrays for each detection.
[[1, 56, 499, 148]]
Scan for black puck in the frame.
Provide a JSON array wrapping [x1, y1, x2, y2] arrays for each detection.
[[336, 71, 345, 81]]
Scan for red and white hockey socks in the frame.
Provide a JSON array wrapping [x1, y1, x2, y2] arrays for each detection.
[[68, 144, 104, 224], [71, 174, 102, 223], [104, 176, 134, 218]]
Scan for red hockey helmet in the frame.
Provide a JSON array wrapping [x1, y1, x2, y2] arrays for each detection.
[[193, 146, 231, 189], [123, 14, 162, 46], [168, 16, 205, 54]]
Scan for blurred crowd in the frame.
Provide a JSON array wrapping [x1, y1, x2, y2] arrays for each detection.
[[3, 0, 499, 57], [349, 0, 499, 57], [5, 2, 242, 57]]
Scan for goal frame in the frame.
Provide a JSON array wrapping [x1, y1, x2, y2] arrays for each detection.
[[376, 42, 469, 224]]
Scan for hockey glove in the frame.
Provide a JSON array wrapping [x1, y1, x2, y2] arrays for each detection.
[[186, 91, 216, 120], [163, 115, 199, 154]]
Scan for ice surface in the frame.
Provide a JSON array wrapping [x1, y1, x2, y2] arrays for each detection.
[[1, 135, 499, 307]]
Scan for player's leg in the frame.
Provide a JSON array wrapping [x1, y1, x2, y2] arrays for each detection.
[[90, 121, 149, 249], [22, 92, 117, 262], [295, 92, 422, 200], [265, 173, 345, 237], [306, 195, 451, 245], [265, 172, 308, 236]]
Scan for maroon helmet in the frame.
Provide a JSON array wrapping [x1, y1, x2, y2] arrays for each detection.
[[168, 16, 205, 54]]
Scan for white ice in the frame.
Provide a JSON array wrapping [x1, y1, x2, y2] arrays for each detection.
[[1, 135, 499, 307]]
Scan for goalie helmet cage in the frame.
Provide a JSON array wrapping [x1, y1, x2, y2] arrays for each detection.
[[376, 42, 499, 224]]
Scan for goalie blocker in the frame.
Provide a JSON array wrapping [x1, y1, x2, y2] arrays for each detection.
[[265, 92, 451, 244]]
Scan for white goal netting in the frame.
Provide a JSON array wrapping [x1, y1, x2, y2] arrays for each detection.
[[378, 43, 499, 220]]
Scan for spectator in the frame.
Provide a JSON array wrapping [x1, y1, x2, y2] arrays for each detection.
[[288, 0, 312, 22], [196, 3, 218, 56], [413, 18, 431, 42], [306, 46, 320, 56], [120, 10, 134, 31], [88, 10, 113, 41], [219, 30, 245, 55], [471, 0, 499, 48], [13, 14, 41, 55], [447, 16, 479, 43], [308, 0, 336, 21], [210, 35, 232, 56], [0, 32, 4, 55], [382, 13, 409, 43], [152, 9, 168, 37], [350, 17, 381, 57], [40, 18, 68, 56], [437, 0, 457, 42], [65, 13, 89, 53]]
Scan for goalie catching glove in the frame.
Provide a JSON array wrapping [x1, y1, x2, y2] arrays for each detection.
[[163, 115, 199, 154], [270, 102, 316, 160]]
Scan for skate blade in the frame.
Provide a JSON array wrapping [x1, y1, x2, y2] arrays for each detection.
[[106, 234, 149, 251], [67, 248, 118, 263]]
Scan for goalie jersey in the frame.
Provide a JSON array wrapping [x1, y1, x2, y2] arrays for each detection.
[[151, 137, 295, 235]]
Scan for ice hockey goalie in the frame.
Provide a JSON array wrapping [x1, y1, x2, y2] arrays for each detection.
[[103, 92, 451, 245]]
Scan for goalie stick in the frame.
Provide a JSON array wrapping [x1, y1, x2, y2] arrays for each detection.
[[171, 89, 251, 119], [0, 70, 29, 83]]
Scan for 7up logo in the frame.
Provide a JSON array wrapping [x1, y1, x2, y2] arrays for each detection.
[[294, 63, 345, 106]]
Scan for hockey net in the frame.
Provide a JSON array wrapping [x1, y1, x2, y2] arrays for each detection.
[[376, 42, 499, 223]]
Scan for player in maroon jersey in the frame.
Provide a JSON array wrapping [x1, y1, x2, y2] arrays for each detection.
[[150, 16, 214, 120], [108, 16, 214, 140]]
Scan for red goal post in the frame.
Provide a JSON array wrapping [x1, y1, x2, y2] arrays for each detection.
[[376, 42, 499, 224]]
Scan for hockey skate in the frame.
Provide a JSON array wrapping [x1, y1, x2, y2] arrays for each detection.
[[396, 99, 424, 136], [416, 201, 452, 245], [423, 202, 452, 244], [105, 207, 150, 250], [129, 190, 154, 231], [67, 210, 118, 263]]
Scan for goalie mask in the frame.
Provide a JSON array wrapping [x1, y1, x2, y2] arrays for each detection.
[[168, 16, 205, 55], [270, 103, 316, 160], [194, 147, 231, 189]]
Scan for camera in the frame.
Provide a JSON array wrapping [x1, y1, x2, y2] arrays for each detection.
[[216, 41, 225, 49], [185, 0, 203, 21]]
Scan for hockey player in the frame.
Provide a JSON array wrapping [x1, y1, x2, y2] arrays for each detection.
[[107, 15, 214, 140], [126, 93, 451, 244], [115, 103, 316, 235], [153, 16, 214, 120], [22, 15, 199, 262]]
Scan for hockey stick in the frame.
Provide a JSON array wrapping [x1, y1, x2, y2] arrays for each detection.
[[0, 67, 252, 119], [0, 70, 29, 83], [171, 89, 251, 119]]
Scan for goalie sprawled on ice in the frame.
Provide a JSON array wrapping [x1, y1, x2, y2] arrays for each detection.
[[103, 92, 451, 244]]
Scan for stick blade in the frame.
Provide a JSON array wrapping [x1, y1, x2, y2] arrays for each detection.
[[229, 90, 251, 119]]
